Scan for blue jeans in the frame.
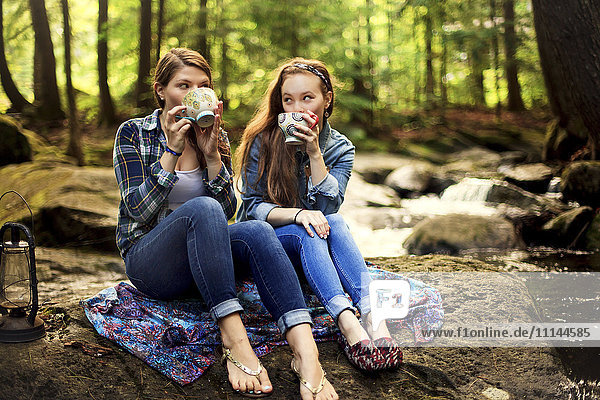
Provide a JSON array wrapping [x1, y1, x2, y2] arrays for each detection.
[[274, 213, 372, 322], [125, 196, 312, 334]]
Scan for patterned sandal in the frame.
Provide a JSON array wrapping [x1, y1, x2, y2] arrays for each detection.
[[218, 346, 272, 398], [291, 357, 326, 399], [337, 333, 383, 372]]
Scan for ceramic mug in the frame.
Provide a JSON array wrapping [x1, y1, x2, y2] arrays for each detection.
[[179, 87, 219, 127], [277, 112, 308, 145]]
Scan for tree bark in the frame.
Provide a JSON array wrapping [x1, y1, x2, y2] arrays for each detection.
[[217, 0, 229, 110], [98, 0, 116, 125], [28, 0, 64, 120], [531, 0, 600, 159], [197, 0, 209, 61], [155, 0, 165, 64], [503, 0, 525, 111], [61, 0, 83, 165], [424, 12, 435, 107], [0, 0, 32, 112], [490, 0, 502, 116], [135, 0, 153, 109]]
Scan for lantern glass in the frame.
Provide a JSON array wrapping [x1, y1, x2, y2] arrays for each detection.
[[0, 242, 31, 310]]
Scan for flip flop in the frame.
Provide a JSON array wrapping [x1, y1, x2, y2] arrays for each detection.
[[217, 345, 272, 398], [291, 357, 326, 399]]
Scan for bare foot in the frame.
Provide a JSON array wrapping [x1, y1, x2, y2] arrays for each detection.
[[222, 339, 273, 395], [337, 309, 371, 345], [292, 354, 338, 400], [363, 312, 392, 341]]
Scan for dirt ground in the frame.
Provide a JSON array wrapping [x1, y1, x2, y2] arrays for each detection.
[[0, 248, 581, 400]]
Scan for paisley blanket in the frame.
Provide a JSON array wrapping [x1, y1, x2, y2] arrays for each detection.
[[81, 264, 443, 385]]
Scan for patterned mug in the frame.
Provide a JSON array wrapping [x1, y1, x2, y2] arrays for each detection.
[[277, 112, 308, 145], [180, 87, 219, 127]]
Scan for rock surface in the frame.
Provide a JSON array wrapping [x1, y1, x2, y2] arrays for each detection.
[[0, 162, 119, 251], [502, 162, 553, 193], [542, 206, 595, 248], [403, 214, 519, 255], [560, 161, 600, 208]]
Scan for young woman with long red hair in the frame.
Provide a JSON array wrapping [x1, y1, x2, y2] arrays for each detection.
[[236, 58, 403, 375]]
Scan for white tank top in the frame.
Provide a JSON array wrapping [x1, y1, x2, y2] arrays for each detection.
[[168, 167, 204, 210]]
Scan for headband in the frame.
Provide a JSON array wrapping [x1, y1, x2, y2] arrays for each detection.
[[292, 63, 332, 92]]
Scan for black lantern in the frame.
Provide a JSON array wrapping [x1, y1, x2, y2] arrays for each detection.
[[0, 191, 45, 342]]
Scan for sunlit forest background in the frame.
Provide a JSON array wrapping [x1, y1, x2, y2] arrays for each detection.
[[1, 0, 545, 136]]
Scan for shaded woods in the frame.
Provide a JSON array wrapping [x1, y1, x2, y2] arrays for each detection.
[[0, 0, 598, 164]]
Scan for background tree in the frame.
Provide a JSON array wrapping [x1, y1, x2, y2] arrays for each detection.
[[135, 0, 153, 109], [28, 0, 64, 120], [155, 0, 165, 63], [98, 0, 116, 125], [503, 0, 525, 111], [532, 0, 600, 159], [0, 0, 31, 113], [197, 0, 209, 62], [61, 0, 83, 165]]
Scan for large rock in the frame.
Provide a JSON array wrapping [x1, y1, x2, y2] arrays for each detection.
[[353, 152, 412, 184], [404, 214, 519, 255], [542, 206, 595, 248], [384, 162, 435, 198], [561, 161, 600, 208], [583, 214, 600, 251], [0, 162, 119, 251], [502, 163, 553, 194], [0, 114, 32, 166]]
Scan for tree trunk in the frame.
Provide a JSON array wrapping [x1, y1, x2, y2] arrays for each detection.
[[135, 0, 153, 109], [531, 0, 600, 159], [503, 0, 525, 111], [217, 0, 229, 110], [469, 46, 487, 107], [28, 0, 64, 120], [424, 12, 435, 107], [197, 0, 209, 61], [61, 0, 83, 165], [366, 0, 375, 126], [155, 0, 165, 64], [98, 0, 116, 125], [490, 0, 502, 116], [412, 16, 421, 106], [0, 0, 32, 112]]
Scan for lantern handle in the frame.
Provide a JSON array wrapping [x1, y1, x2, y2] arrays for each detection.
[[0, 190, 34, 235]]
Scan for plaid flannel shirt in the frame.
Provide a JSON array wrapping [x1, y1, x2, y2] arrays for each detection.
[[113, 109, 236, 257]]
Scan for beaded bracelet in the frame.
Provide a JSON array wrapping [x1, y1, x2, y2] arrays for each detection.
[[293, 208, 305, 224], [164, 146, 182, 157]]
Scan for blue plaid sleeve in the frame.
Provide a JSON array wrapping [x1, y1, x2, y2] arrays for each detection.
[[202, 130, 236, 220], [113, 121, 178, 224]]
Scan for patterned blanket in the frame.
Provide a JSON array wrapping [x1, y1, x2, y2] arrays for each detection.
[[81, 264, 443, 385]]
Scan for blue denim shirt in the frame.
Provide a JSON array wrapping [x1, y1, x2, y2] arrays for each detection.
[[237, 121, 355, 222]]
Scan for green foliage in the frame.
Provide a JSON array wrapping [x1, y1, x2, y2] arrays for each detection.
[[0, 0, 547, 135]]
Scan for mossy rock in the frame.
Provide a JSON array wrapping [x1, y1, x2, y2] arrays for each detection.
[[0, 114, 32, 166], [541, 206, 595, 248], [404, 214, 519, 255], [584, 214, 600, 251], [561, 161, 600, 208]]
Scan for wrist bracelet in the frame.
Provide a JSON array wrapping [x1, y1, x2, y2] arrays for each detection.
[[164, 145, 182, 157], [293, 208, 304, 224]]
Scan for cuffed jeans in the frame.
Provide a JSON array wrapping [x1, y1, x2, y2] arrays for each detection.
[[274, 213, 372, 322], [125, 196, 312, 334]]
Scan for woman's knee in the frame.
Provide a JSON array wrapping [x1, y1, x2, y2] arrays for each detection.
[[180, 197, 226, 222], [326, 213, 346, 228]]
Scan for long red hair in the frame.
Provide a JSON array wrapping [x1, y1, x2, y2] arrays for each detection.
[[154, 48, 231, 170], [235, 58, 334, 206]]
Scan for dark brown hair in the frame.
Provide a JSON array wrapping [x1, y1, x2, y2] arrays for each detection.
[[154, 48, 230, 170], [235, 57, 334, 207]]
